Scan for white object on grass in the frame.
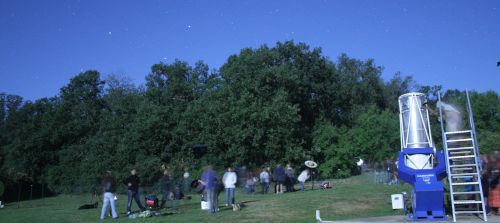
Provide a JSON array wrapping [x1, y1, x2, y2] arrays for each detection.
[[201, 201, 209, 210], [315, 210, 335, 223], [391, 194, 404, 209]]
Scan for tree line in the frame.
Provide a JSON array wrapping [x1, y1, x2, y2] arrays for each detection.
[[0, 41, 498, 199]]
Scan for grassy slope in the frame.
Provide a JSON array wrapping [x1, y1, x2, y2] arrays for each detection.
[[0, 174, 409, 223]]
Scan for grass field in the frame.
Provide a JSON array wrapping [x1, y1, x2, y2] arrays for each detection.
[[0, 174, 409, 223]]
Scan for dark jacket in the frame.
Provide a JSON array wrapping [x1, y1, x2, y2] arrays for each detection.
[[160, 174, 172, 192], [103, 177, 116, 193], [273, 167, 286, 182], [124, 175, 141, 191]]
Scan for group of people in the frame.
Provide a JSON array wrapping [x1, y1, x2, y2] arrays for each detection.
[[99, 164, 312, 219], [99, 168, 183, 220], [238, 164, 311, 195], [198, 164, 311, 214], [99, 169, 143, 220], [268, 164, 310, 194]]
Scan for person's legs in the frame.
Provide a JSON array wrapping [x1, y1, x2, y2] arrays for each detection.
[[160, 191, 169, 208], [229, 188, 235, 205], [284, 177, 289, 192], [225, 188, 230, 206], [206, 189, 214, 213], [264, 182, 269, 194], [100, 193, 111, 220], [133, 191, 145, 211], [300, 181, 304, 191], [126, 190, 133, 213], [213, 189, 219, 212], [484, 197, 489, 214], [109, 193, 118, 218]]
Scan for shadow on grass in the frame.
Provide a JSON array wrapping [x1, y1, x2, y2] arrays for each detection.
[[240, 200, 259, 204]]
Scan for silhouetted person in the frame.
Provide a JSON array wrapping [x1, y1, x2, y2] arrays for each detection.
[[100, 171, 118, 219], [199, 165, 218, 214], [159, 170, 172, 209], [273, 164, 285, 194], [124, 168, 145, 214]]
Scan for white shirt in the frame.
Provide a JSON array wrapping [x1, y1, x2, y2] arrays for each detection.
[[223, 172, 237, 188], [259, 171, 270, 183], [297, 170, 310, 183]]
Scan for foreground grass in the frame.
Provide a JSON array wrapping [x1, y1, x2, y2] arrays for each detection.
[[0, 174, 409, 223]]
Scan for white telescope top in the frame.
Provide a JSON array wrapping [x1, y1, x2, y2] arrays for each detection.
[[398, 92, 434, 150], [398, 92, 435, 169], [399, 92, 425, 99]]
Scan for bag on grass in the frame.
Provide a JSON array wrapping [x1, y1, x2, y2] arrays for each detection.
[[144, 195, 158, 208]]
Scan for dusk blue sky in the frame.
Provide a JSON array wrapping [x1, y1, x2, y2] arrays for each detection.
[[1, 0, 499, 101]]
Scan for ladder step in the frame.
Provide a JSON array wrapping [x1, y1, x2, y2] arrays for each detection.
[[447, 147, 474, 151], [451, 176, 476, 179], [451, 173, 478, 177], [447, 138, 473, 143], [452, 182, 479, 186], [449, 155, 475, 159], [450, 164, 476, 167], [455, 211, 484, 214], [451, 167, 474, 171], [445, 130, 471, 135], [453, 200, 483, 204], [450, 151, 472, 155], [453, 191, 482, 195]]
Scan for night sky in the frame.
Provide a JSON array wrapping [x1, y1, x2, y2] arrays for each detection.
[[1, 0, 499, 101]]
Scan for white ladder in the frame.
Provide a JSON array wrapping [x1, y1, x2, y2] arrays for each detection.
[[438, 91, 487, 222]]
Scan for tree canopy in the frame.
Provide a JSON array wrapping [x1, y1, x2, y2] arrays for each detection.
[[0, 41, 498, 196]]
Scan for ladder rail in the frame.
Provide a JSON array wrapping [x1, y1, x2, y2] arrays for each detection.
[[438, 92, 457, 222], [468, 128, 488, 221], [466, 89, 482, 172]]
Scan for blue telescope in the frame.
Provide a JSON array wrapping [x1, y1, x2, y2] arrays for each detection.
[[397, 93, 447, 221]]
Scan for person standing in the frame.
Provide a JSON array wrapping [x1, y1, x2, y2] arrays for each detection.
[[199, 165, 218, 214], [183, 168, 190, 193], [100, 171, 118, 220], [297, 169, 310, 192], [259, 168, 270, 194], [124, 168, 145, 214], [273, 164, 285, 194], [386, 158, 393, 184], [285, 164, 295, 192], [159, 170, 172, 209], [245, 173, 256, 194], [223, 167, 237, 207]]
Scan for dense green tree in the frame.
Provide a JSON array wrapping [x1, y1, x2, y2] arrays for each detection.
[[0, 41, 497, 198]]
